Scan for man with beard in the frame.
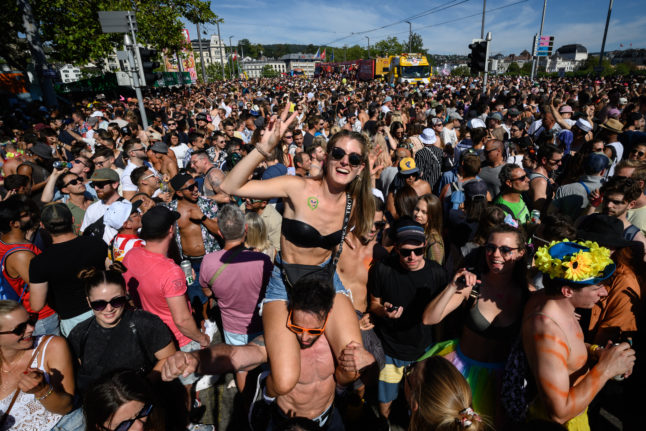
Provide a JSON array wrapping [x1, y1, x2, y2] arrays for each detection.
[[80, 169, 122, 243], [0, 197, 58, 336], [167, 174, 220, 314]]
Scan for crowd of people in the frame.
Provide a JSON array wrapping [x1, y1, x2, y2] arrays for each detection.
[[0, 72, 644, 431]]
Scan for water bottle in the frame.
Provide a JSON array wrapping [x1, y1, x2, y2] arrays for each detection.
[[53, 161, 72, 170], [180, 260, 194, 285]]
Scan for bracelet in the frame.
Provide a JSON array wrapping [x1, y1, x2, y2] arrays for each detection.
[[36, 384, 54, 401], [255, 144, 272, 160], [589, 344, 602, 353]]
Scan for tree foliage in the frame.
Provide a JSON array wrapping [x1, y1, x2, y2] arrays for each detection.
[[451, 66, 472, 76], [1, 0, 219, 71], [261, 65, 278, 78], [507, 62, 520, 75]]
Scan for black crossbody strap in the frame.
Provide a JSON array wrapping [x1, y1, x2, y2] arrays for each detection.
[[330, 193, 353, 270]]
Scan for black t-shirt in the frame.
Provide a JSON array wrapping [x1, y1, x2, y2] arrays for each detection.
[[29, 236, 108, 319], [303, 132, 315, 153], [369, 254, 448, 360], [363, 120, 377, 136], [68, 309, 173, 393]]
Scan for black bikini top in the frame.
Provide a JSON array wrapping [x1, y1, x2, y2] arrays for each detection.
[[282, 218, 343, 250], [464, 298, 521, 340]]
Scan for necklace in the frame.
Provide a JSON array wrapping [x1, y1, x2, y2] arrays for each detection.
[[0, 350, 28, 374]]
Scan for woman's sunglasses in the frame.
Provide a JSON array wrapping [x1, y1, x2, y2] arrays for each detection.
[[484, 244, 519, 256], [398, 246, 425, 258], [113, 403, 153, 431], [0, 313, 38, 336], [89, 296, 128, 312], [330, 147, 362, 167]]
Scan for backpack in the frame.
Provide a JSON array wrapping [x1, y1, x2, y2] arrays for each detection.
[[501, 336, 536, 422], [83, 198, 124, 239], [0, 246, 34, 302]]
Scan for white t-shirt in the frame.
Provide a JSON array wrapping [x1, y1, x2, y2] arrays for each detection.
[[121, 161, 158, 193], [79, 199, 117, 244], [170, 143, 190, 169]]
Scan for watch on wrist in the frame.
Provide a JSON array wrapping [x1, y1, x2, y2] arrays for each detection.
[[201, 215, 207, 222]]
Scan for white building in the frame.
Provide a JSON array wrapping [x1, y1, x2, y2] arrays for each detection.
[[191, 35, 228, 66], [58, 64, 82, 83], [279, 53, 318, 76], [241, 60, 286, 78], [541, 44, 588, 73]]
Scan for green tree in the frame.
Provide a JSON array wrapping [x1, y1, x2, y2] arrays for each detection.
[[521, 62, 533, 75], [507, 62, 520, 75], [409, 32, 424, 53], [261, 64, 277, 78], [0, 0, 219, 71], [374, 37, 404, 57], [451, 66, 472, 76]]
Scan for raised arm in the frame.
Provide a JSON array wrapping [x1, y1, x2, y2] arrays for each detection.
[[422, 268, 476, 325]]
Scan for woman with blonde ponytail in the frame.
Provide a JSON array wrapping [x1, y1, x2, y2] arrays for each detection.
[[67, 264, 176, 394], [405, 356, 488, 431]]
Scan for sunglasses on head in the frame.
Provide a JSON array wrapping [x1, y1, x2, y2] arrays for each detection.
[[89, 295, 128, 312], [181, 183, 198, 192], [287, 310, 328, 336], [330, 147, 362, 167], [484, 243, 519, 256], [398, 246, 425, 257], [0, 313, 38, 336], [113, 402, 153, 431]]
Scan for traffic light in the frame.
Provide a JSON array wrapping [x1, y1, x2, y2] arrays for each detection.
[[138, 48, 162, 86], [468, 40, 488, 74]]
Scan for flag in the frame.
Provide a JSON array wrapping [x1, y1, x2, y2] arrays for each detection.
[[232, 51, 238, 61], [321, 49, 326, 61], [314, 48, 320, 58]]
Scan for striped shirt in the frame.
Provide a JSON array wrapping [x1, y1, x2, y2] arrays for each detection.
[[415, 145, 444, 190]]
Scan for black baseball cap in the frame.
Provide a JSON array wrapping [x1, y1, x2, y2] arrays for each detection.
[[139, 205, 180, 240]]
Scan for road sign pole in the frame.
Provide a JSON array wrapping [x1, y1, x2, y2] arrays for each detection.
[[482, 32, 491, 94], [125, 13, 147, 130]]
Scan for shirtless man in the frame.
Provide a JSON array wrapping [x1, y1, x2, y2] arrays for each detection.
[[168, 173, 220, 313], [523, 240, 636, 428], [189, 150, 230, 204], [147, 141, 178, 179], [161, 277, 372, 430]]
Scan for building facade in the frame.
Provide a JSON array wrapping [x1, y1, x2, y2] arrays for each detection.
[[241, 60, 286, 78], [58, 64, 82, 83], [190, 35, 228, 66], [279, 53, 318, 76]]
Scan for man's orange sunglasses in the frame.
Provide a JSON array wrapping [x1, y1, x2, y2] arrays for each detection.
[[287, 310, 329, 336]]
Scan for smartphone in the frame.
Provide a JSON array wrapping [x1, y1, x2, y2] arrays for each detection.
[[386, 304, 399, 313]]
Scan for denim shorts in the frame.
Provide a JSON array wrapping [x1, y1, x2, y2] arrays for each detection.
[[263, 253, 350, 306], [223, 330, 263, 346]]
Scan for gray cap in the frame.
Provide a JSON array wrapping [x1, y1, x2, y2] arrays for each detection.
[[31, 142, 54, 160], [151, 141, 169, 154]]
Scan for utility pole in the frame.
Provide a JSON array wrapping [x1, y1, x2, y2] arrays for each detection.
[[482, 32, 492, 94], [216, 21, 225, 80], [229, 36, 234, 79], [598, 0, 614, 71], [18, 0, 57, 107], [196, 22, 207, 83], [532, 0, 548, 80], [481, 0, 486, 39], [125, 13, 148, 129], [405, 21, 412, 52], [365, 36, 370, 58]]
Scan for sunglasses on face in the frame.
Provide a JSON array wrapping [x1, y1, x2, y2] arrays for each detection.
[[511, 174, 528, 182], [631, 150, 645, 157], [89, 295, 128, 312], [0, 313, 38, 336], [484, 243, 519, 256], [398, 246, 425, 257], [74, 158, 88, 167], [63, 178, 81, 187], [113, 402, 153, 431], [330, 147, 362, 167], [91, 181, 112, 189], [181, 183, 198, 192], [287, 310, 328, 336], [373, 221, 386, 230]]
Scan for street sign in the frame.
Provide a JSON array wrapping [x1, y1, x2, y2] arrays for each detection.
[[536, 36, 555, 57], [98, 11, 136, 33]]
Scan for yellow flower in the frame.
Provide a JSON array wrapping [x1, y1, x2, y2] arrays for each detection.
[[562, 251, 594, 281]]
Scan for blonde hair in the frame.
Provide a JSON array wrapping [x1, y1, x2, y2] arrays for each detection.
[[244, 212, 271, 255], [0, 300, 23, 319], [409, 356, 488, 431]]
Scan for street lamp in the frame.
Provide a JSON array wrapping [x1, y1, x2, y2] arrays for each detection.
[[365, 36, 370, 58], [405, 21, 412, 52]]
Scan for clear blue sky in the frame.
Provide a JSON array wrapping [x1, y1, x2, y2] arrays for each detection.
[[186, 0, 646, 56]]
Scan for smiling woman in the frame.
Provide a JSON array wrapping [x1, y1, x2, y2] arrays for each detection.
[[66, 264, 176, 395]]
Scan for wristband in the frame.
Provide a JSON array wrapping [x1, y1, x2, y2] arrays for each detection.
[[36, 384, 54, 401], [589, 344, 602, 353], [255, 144, 272, 160], [201, 215, 207, 222]]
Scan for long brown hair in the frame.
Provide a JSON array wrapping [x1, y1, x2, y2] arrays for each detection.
[[325, 131, 375, 239], [418, 194, 443, 242]]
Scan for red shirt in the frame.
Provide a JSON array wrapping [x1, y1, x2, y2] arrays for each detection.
[[0, 240, 55, 320]]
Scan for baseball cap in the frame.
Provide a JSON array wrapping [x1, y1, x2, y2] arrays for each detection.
[[147, 131, 163, 142], [41, 203, 73, 232], [449, 112, 463, 121], [170, 173, 193, 192], [398, 157, 419, 175], [90, 168, 120, 182], [394, 218, 426, 245], [584, 152, 610, 174], [140, 205, 180, 240], [463, 179, 488, 201], [508, 108, 521, 117], [104, 200, 143, 230], [488, 112, 503, 122], [31, 143, 53, 160], [431, 117, 444, 126], [384, 96, 393, 103], [195, 113, 208, 122], [574, 118, 593, 132]]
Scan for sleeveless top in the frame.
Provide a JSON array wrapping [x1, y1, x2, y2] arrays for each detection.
[[281, 218, 342, 250], [0, 336, 61, 431]]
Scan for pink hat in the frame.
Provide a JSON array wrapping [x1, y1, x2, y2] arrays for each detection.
[[559, 105, 573, 114]]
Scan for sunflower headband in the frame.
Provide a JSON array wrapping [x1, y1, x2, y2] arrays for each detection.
[[534, 240, 615, 285]]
